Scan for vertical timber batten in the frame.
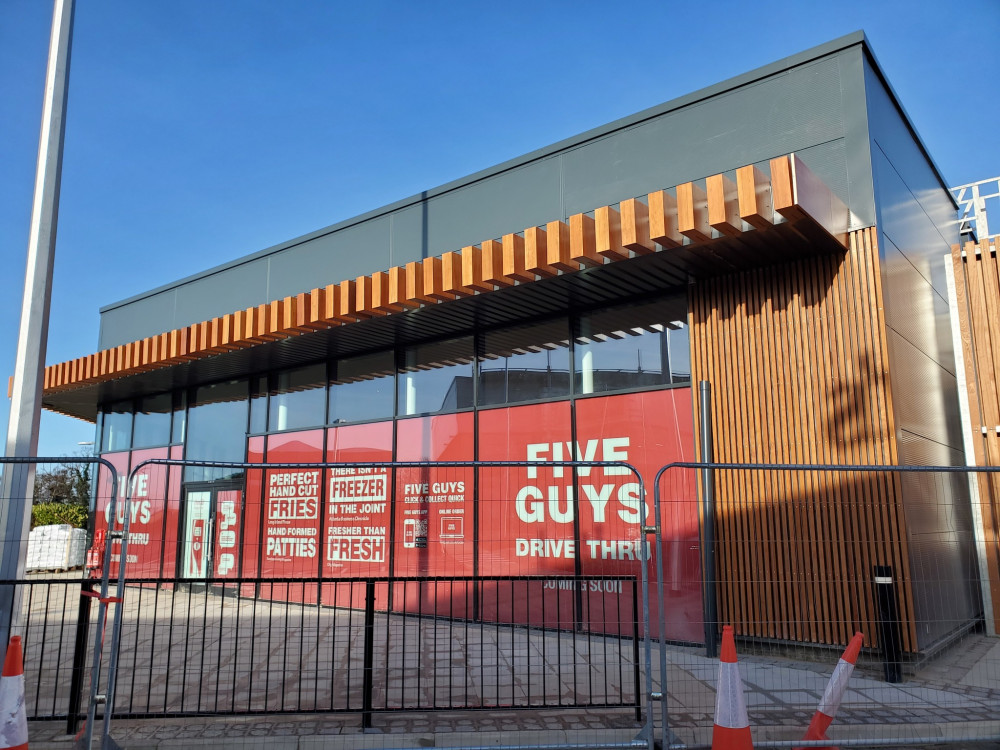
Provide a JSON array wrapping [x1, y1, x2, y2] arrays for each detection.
[[689, 227, 916, 652], [950, 237, 1000, 632]]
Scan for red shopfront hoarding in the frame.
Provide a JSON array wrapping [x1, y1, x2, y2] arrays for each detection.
[[323, 421, 393, 608], [477, 401, 576, 628], [393, 412, 474, 617], [160, 445, 184, 579], [240, 436, 266, 595], [94, 448, 172, 578], [94, 451, 128, 578], [258, 430, 324, 603], [475, 390, 700, 640], [574, 389, 700, 641]]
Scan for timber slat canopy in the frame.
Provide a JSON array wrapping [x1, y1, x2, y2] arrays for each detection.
[[38, 153, 849, 419]]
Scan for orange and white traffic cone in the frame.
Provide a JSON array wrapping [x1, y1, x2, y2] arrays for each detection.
[[0, 636, 28, 750], [795, 632, 864, 750], [712, 625, 753, 750]]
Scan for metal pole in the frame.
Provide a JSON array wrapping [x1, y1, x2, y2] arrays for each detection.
[[0, 0, 76, 646], [361, 578, 376, 730], [873, 565, 903, 683], [698, 381, 719, 658], [66, 579, 94, 735]]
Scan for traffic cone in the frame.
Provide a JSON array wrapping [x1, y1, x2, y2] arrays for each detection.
[[795, 632, 864, 750], [0, 636, 28, 750], [712, 625, 753, 750]]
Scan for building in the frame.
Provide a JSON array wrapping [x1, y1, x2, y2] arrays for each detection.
[[41, 31, 981, 655]]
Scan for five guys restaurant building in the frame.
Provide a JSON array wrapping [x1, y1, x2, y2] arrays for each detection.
[[39, 32, 985, 657]]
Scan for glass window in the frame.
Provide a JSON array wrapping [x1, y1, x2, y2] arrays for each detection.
[[184, 379, 248, 482], [100, 402, 132, 453], [479, 318, 570, 407], [397, 336, 474, 416], [574, 296, 690, 395], [268, 364, 327, 432], [171, 391, 187, 445], [249, 375, 267, 434], [132, 393, 172, 449], [329, 350, 395, 424]]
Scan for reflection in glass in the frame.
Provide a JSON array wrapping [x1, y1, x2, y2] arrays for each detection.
[[479, 319, 570, 406], [398, 337, 474, 416], [268, 364, 326, 432], [574, 296, 690, 395], [132, 393, 172, 449], [185, 379, 248, 482], [329, 350, 395, 424], [100, 402, 132, 453]]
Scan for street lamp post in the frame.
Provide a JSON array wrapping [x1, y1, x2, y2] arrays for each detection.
[[0, 0, 76, 647]]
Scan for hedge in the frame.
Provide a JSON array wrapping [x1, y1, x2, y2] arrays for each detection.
[[31, 503, 88, 529]]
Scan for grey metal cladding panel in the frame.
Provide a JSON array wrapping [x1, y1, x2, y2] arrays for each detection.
[[172, 257, 270, 330], [420, 159, 563, 255], [838, 47, 875, 228], [865, 61, 958, 246], [874, 148, 955, 311], [562, 55, 849, 216], [98, 289, 177, 350], [896, 436, 981, 650], [266, 219, 391, 300], [885, 330, 964, 451], [881, 234, 954, 375]]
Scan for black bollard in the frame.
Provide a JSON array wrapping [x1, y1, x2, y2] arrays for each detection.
[[873, 565, 903, 683]]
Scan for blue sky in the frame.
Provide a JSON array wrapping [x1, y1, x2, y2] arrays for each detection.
[[1, 0, 999, 458]]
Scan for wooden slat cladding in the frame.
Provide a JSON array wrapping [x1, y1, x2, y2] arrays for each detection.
[[43, 153, 849, 396], [950, 238, 1000, 630], [689, 227, 915, 651]]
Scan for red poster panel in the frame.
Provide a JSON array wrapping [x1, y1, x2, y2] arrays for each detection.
[[575, 389, 699, 641], [160, 445, 183, 580], [241, 436, 266, 595], [477, 402, 575, 628], [92, 449, 170, 579], [393, 413, 474, 617], [213, 489, 242, 578], [93, 452, 129, 578], [323, 421, 393, 608], [260, 430, 324, 604], [124, 448, 171, 579]]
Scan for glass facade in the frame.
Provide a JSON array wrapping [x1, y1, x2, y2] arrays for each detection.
[[268, 364, 326, 432], [478, 318, 571, 406], [397, 336, 474, 416], [574, 297, 689, 395], [92, 291, 698, 640], [328, 351, 394, 424], [184, 379, 249, 482], [97, 294, 690, 455], [132, 393, 172, 449]]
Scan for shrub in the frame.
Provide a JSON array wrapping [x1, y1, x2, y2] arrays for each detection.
[[31, 502, 88, 529]]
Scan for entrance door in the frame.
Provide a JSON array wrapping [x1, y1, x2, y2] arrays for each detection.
[[181, 485, 244, 580]]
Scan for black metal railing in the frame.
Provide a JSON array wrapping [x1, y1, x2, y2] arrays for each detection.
[[107, 575, 642, 727], [0, 577, 94, 723]]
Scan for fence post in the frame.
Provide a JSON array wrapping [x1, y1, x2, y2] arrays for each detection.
[[362, 578, 376, 730], [66, 579, 94, 735], [631, 578, 642, 723], [874, 565, 903, 683], [699, 381, 719, 658]]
